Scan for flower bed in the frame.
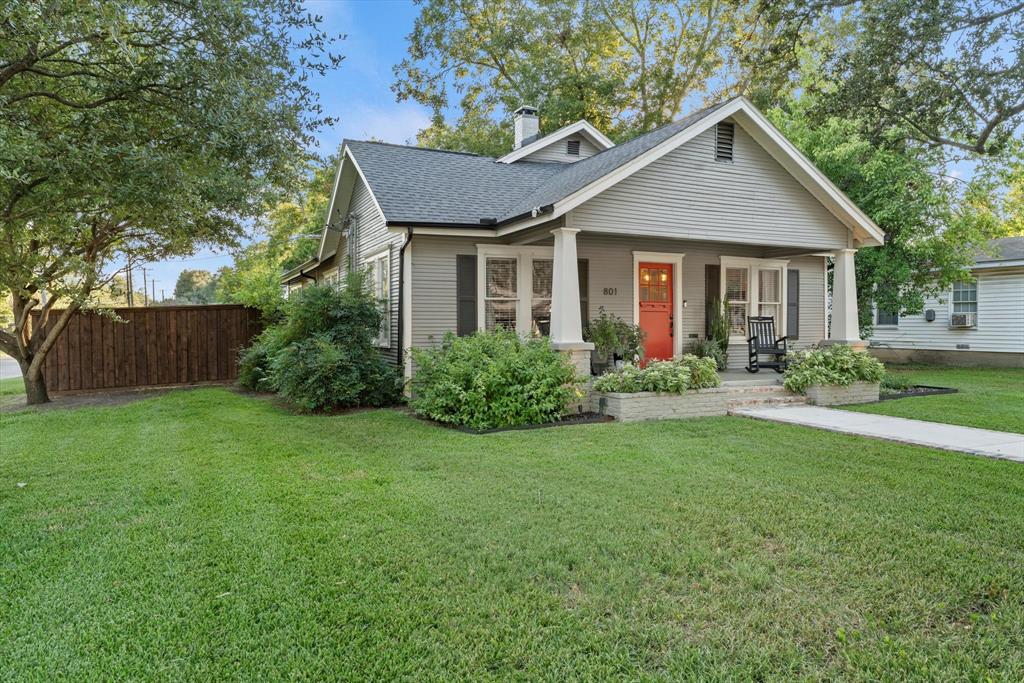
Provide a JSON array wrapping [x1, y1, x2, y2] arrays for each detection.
[[596, 387, 736, 422], [804, 381, 880, 406], [783, 344, 885, 405]]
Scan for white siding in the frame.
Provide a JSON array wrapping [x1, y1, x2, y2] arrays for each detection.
[[871, 269, 1024, 354], [520, 135, 602, 164], [410, 236, 478, 349], [572, 119, 850, 250]]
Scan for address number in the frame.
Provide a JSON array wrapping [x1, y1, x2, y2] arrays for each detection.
[[602, 287, 617, 296]]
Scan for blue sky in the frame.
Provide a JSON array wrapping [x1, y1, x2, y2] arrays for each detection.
[[140, 0, 429, 300]]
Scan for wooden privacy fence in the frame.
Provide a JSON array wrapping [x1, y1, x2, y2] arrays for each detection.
[[30, 305, 262, 393]]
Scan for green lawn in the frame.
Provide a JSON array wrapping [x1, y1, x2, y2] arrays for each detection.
[[0, 376, 23, 395], [847, 366, 1024, 433], [1, 388, 1022, 680]]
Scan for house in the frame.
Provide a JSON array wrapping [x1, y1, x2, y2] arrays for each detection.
[[870, 236, 1024, 368], [283, 97, 884, 378]]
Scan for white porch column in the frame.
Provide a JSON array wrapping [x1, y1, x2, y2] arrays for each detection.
[[828, 248, 863, 345], [549, 227, 593, 376]]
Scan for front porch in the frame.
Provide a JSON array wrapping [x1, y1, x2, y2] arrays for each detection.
[[478, 228, 864, 375]]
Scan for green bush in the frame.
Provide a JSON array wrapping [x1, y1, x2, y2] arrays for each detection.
[[592, 355, 721, 394], [881, 371, 913, 393], [409, 331, 582, 430], [237, 271, 401, 411], [688, 338, 726, 371], [706, 298, 730, 370], [783, 344, 885, 394], [584, 309, 645, 363]]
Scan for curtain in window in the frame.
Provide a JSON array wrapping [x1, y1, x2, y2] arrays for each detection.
[[485, 257, 518, 331], [725, 267, 748, 335], [531, 259, 552, 336], [758, 269, 780, 324]]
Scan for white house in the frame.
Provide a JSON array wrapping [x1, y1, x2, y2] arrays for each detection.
[[283, 97, 885, 378], [870, 236, 1024, 367]]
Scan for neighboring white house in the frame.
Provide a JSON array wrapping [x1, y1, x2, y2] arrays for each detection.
[[870, 236, 1024, 368], [283, 97, 885, 378]]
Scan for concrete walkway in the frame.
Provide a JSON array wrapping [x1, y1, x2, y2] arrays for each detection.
[[733, 405, 1024, 462]]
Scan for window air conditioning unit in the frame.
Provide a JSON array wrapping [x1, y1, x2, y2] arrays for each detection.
[[949, 312, 976, 328]]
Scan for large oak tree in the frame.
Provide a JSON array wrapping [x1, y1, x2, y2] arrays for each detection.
[[0, 0, 342, 403]]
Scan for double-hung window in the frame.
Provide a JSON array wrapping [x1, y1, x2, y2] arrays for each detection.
[[952, 280, 978, 316], [531, 259, 553, 336], [484, 257, 518, 331], [876, 308, 898, 326], [720, 257, 789, 339], [479, 246, 555, 336], [366, 251, 390, 347]]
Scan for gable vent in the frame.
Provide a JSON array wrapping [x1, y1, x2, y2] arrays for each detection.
[[715, 121, 735, 162], [566, 139, 581, 156]]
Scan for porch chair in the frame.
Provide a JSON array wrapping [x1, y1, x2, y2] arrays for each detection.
[[746, 316, 788, 373]]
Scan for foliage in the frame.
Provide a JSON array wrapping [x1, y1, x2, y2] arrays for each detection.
[[584, 309, 645, 363], [218, 152, 337, 321], [410, 331, 582, 429], [688, 337, 726, 372], [880, 371, 914, 394], [767, 97, 1007, 336], [173, 270, 220, 305], [593, 355, 721, 394], [394, 0, 749, 153], [705, 297, 731, 370], [238, 274, 401, 412], [741, 0, 1023, 157], [783, 344, 886, 394], [0, 0, 343, 403]]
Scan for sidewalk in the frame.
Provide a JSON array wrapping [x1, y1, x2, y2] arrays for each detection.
[[733, 405, 1024, 462]]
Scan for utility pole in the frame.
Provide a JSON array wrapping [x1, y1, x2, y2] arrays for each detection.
[[125, 256, 134, 307], [161, 288, 165, 302], [151, 280, 156, 305], [141, 267, 149, 306]]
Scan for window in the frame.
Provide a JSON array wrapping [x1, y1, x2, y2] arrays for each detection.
[[322, 268, 342, 289], [485, 257, 518, 331], [715, 121, 735, 161], [566, 139, 581, 156], [876, 308, 899, 326], [724, 267, 748, 335], [758, 268, 781, 324], [366, 252, 390, 346], [952, 280, 978, 315], [639, 265, 670, 302], [531, 259, 553, 336]]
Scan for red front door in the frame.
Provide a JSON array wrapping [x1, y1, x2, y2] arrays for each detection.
[[638, 262, 673, 362]]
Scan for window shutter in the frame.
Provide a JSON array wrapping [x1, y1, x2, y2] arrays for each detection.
[[456, 255, 477, 336], [578, 259, 589, 326], [787, 269, 800, 339], [704, 264, 720, 337]]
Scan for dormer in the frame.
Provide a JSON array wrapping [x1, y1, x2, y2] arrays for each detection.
[[498, 108, 614, 164]]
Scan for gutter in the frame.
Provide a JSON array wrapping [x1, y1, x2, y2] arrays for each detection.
[[383, 204, 554, 231], [397, 227, 413, 369]]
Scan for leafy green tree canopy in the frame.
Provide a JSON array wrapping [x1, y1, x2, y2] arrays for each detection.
[[173, 270, 219, 305], [0, 0, 343, 403]]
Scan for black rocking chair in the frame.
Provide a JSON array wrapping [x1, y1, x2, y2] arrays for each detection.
[[746, 316, 788, 373]]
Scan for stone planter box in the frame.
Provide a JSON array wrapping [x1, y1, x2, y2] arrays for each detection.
[[804, 381, 880, 406], [595, 388, 733, 423]]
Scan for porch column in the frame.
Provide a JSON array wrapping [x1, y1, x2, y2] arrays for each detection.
[[828, 248, 864, 346], [549, 227, 593, 376]]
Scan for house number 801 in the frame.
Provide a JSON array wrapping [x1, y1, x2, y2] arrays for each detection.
[[602, 287, 617, 296]]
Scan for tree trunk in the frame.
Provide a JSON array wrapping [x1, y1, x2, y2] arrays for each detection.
[[22, 369, 50, 405]]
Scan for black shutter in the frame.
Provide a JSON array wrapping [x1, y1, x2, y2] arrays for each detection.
[[787, 269, 800, 339], [456, 255, 477, 336], [578, 259, 589, 327], [704, 264, 720, 338]]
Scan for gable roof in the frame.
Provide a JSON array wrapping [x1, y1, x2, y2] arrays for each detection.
[[976, 236, 1024, 267], [496, 119, 615, 164], [327, 96, 885, 246]]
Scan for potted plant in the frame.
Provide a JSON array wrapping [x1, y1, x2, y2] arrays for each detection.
[[584, 309, 645, 373], [706, 297, 730, 371]]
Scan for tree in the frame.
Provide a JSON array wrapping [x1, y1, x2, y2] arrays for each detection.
[[0, 1, 343, 403], [394, 0, 749, 152], [218, 153, 337, 321], [767, 96, 1007, 335], [737, 0, 1024, 157], [173, 270, 219, 305]]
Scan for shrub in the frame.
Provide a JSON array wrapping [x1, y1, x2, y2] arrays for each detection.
[[688, 338, 726, 371], [237, 272, 401, 411], [409, 331, 582, 430], [881, 371, 913, 394], [706, 298, 730, 370], [584, 309, 645, 363], [783, 344, 885, 394], [592, 355, 721, 394]]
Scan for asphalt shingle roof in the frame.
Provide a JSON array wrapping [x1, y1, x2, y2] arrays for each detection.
[[344, 99, 734, 227], [977, 236, 1024, 263]]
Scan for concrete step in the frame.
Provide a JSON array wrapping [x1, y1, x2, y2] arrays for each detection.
[[719, 384, 793, 395], [727, 395, 807, 411]]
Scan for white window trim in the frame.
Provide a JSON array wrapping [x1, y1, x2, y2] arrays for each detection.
[[632, 251, 685, 358], [719, 256, 789, 342], [476, 244, 554, 335], [950, 280, 979, 326], [874, 304, 899, 328], [363, 248, 391, 348]]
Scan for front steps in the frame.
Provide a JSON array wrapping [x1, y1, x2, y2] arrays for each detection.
[[723, 385, 807, 412]]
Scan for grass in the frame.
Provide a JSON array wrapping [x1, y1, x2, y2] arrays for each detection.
[[0, 376, 23, 396], [2, 388, 1022, 680], [846, 366, 1024, 433]]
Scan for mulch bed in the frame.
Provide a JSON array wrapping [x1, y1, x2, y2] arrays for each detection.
[[878, 385, 958, 401], [415, 411, 614, 434]]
